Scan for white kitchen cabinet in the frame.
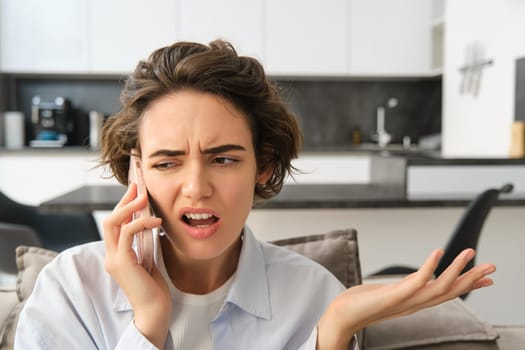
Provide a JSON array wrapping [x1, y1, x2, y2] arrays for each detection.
[[348, 0, 433, 76], [176, 0, 264, 60], [0, 151, 118, 205], [88, 0, 177, 74], [264, 0, 348, 76], [1, 0, 435, 76], [406, 164, 525, 199], [0, 0, 89, 73]]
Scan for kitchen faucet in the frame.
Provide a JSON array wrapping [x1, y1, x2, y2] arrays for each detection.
[[374, 97, 398, 148]]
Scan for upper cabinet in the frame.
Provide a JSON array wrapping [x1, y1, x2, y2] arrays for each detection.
[[264, 0, 348, 76], [264, 0, 434, 77], [348, 0, 433, 77], [0, 0, 176, 74], [88, 0, 177, 74], [0, 0, 436, 77], [0, 0, 89, 73], [176, 0, 264, 61]]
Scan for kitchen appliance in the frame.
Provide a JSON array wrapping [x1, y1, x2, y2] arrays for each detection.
[[30, 96, 89, 147]]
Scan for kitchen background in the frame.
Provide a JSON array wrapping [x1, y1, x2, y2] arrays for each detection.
[[1, 0, 523, 156], [1, 75, 441, 150], [1, 0, 525, 328]]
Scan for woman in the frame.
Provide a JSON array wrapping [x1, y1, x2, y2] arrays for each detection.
[[15, 40, 496, 350]]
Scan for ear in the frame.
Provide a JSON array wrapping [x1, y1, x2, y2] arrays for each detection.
[[256, 166, 273, 185]]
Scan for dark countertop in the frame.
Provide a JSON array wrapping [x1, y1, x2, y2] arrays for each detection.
[[6, 146, 524, 212], [402, 155, 525, 166], [39, 184, 525, 213], [3, 146, 525, 165]]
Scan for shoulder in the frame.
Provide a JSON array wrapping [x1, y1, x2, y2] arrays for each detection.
[[51, 241, 105, 271], [24, 241, 121, 319], [37, 241, 112, 292]]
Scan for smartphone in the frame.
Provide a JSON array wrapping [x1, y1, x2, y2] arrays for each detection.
[[128, 151, 155, 273]]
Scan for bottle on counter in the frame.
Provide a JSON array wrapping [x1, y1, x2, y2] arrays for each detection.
[[509, 121, 525, 158], [351, 127, 362, 145]]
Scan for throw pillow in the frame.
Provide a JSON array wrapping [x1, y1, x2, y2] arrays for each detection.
[[363, 276, 499, 350], [15, 246, 57, 302], [0, 246, 57, 349], [270, 228, 362, 289]]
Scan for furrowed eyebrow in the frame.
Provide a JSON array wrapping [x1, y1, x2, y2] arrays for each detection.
[[147, 144, 246, 158], [202, 144, 246, 154], [148, 149, 185, 158]]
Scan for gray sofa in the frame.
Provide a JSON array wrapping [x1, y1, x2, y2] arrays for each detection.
[[1, 229, 524, 349]]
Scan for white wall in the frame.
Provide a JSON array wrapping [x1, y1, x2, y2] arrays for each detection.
[[442, 0, 525, 157]]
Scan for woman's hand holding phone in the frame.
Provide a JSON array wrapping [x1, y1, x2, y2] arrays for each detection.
[[128, 154, 155, 273], [102, 164, 171, 349]]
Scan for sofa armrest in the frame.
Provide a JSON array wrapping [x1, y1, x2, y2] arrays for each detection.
[[494, 326, 525, 350], [0, 289, 18, 345]]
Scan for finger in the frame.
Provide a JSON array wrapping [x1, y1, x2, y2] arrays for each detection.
[[104, 187, 147, 254], [109, 192, 150, 231], [471, 277, 494, 290], [403, 263, 496, 313], [115, 183, 137, 210], [118, 215, 162, 257], [392, 249, 443, 301], [424, 249, 476, 298], [103, 184, 137, 249], [445, 263, 496, 297], [359, 249, 444, 325], [369, 249, 443, 319], [437, 249, 475, 283]]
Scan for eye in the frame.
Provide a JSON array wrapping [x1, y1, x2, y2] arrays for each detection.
[[152, 161, 176, 170], [213, 157, 238, 165]]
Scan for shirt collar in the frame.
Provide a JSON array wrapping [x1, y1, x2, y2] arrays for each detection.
[[113, 226, 272, 320], [224, 226, 271, 320]]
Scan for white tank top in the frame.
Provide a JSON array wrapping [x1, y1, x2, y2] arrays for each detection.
[[156, 238, 235, 349], [167, 275, 234, 350]]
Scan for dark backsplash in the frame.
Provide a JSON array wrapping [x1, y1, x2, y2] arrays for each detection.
[[278, 78, 441, 150], [3, 75, 441, 150]]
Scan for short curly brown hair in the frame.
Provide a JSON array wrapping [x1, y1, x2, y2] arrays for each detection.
[[100, 40, 302, 201]]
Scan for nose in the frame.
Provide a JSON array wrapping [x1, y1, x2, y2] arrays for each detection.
[[180, 161, 212, 200]]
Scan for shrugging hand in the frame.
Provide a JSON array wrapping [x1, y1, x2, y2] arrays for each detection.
[[103, 183, 170, 348], [316, 248, 496, 350]]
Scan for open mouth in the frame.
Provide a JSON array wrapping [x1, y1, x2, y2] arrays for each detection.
[[182, 212, 219, 228]]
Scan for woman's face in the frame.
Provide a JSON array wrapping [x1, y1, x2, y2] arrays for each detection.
[[138, 90, 268, 262]]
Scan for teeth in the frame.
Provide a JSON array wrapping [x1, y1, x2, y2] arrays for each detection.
[[184, 213, 213, 220]]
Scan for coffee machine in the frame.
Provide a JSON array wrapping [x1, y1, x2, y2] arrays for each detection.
[[30, 96, 89, 147]]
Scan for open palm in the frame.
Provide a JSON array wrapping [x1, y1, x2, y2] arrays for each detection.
[[317, 248, 496, 349]]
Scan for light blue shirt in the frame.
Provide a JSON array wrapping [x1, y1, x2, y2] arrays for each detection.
[[15, 227, 355, 349]]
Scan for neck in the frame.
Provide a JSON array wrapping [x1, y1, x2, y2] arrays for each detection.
[[161, 235, 242, 295]]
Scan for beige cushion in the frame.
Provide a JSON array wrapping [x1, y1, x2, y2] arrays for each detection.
[[0, 246, 57, 349], [0, 291, 17, 344], [270, 228, 362, 288], [495, 326, 525, 350], [15, 246, 57, 302], [362, 276, 499, 350]]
